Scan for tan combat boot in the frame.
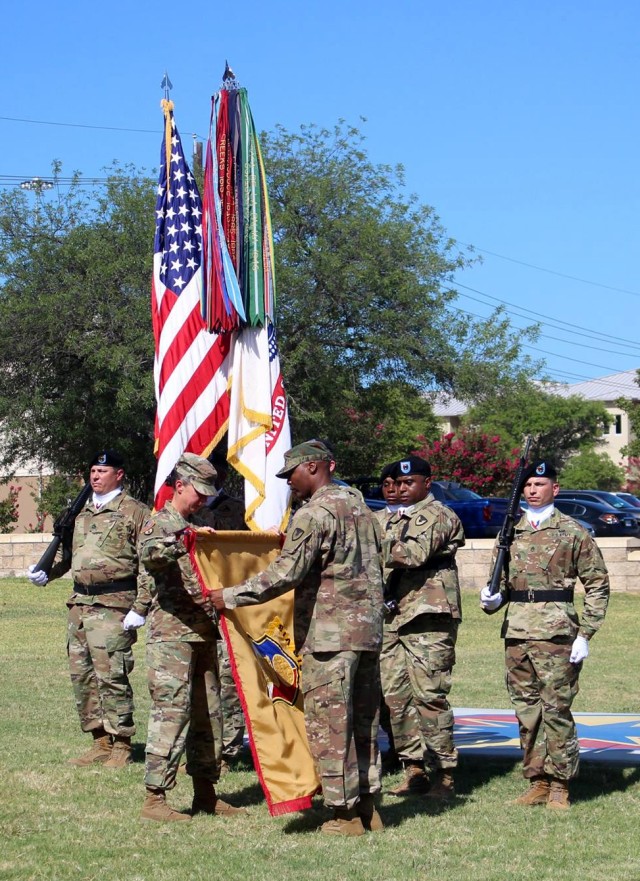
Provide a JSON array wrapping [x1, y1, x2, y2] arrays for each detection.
[[512, 776, 550, 806], [320, 806, 366, 836], [547, 779, 571, 810], [191, 777, 247, 816], [140, 788, 191, 822], [388, 762, 430, 796], [357, 794, 384, 832], [425, 770, 455, 801], [67, 729, 112, 766], [104, 735, 133, 769]]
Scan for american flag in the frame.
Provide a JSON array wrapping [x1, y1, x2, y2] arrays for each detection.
[[152, 103, 232, 507]]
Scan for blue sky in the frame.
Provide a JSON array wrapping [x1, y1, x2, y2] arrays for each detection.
[[3, 0, 639, 385]]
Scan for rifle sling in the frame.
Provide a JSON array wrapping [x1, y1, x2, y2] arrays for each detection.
[[509, 589, 574, 603], [73, 579, 137, 596]]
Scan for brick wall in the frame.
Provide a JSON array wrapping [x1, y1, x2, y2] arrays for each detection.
[[3, 533, 640, 591]]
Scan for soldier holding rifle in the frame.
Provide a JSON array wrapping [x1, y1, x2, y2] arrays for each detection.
[[480, 458, 610, 809], [27, 450, 150, 768]]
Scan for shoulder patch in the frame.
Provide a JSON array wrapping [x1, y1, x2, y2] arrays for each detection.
[[290, 526, 306, 542], [415, 514, 429, 527]]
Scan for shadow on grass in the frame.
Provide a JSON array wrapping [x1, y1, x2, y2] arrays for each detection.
[[572, 764, 640, 804]]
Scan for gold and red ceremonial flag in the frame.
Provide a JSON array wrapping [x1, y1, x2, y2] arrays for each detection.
[[187, 529, 320, 816]]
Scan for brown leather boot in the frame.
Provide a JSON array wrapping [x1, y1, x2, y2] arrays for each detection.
[[67, 729, 112, 766], [191, 777, 247, 816], [547, 779, 571, 810], [512, 776, 551, 806], [140, 788, 191, 822], [104, 736, 133, 769], [320, 807, 366, 836], [388, 762, 430, 796], [425, 771, 455, 800], [357, 794, 384, 832]]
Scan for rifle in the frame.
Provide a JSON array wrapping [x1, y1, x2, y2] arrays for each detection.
[[34, 483, 92, 576], [486, 437, 532, 596]]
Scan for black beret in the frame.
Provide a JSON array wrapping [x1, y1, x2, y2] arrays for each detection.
[[520, 460, 558, 486], [391, 456, 432, 479], [90, 449, 125, 469], [379, 462, 398, 483]]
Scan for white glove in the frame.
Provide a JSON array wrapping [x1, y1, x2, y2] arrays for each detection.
[[480, 586, 503, 611], [27, 564, 48, 586], [570, 635, 589, 664], [122, 610, 146, 631]]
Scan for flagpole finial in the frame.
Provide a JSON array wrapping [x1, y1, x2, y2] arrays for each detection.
[[221, 61, 240, 91], [161, 71, 173, 100]]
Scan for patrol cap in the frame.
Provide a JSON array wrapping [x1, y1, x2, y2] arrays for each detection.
[[175, 453, 218, 495], [520, 460, 558, 485], [391, 456, 432, 479], [90, 449, 125, 469], [276, 440, 334, 478]]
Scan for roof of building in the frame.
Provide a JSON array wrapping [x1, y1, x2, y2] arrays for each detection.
[[432, 369, 640, 417]]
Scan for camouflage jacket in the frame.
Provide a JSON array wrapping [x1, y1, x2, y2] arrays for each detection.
[[381, 494, 465, 628], [50, 492, 150, 613], [222, 483, 384, 655], [139, 501, 217, 643], [488, 510, 610, 641]]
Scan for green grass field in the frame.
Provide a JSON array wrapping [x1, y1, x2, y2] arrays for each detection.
[[1, 580, 639, 881]]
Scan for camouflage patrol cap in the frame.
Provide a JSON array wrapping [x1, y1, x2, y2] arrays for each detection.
[[90, 449, 125, 469], [520, 460, 558, 485], [175, 453, 218, 495], [391, 455, 431, 479], [276, 440, 334, 478]]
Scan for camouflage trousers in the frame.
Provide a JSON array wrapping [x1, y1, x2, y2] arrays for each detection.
[[505, 638, 581, 781], [302, 650, 381, 809], [144, 639, 223, 791], [218, 639, 245, 759], [66, 602, 136, 737], [380, 614, 458, 771]]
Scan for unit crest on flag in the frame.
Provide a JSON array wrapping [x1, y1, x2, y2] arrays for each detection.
[[251, 616, 301, 706]]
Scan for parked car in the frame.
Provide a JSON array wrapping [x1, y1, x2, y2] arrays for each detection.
[[556, 490, 640, 524], [614, 492, 640, 509], [343, 477, 511, 539], [553, 498, 639, 538]]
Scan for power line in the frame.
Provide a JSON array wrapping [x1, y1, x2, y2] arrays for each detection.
[[459, 242, 640, 298], [455, 282, 640, 351], [0, 114, 160, 135]]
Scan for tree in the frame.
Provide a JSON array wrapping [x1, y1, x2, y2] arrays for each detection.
[[560, 450, 625, 491], [0, 163, 158, 499], [0, 123, 542, 488], [262, 122, 540, 473], [464, 382, 610, 469], [413, 430, 519, 495]]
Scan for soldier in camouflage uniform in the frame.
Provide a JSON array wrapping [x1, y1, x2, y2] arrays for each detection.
[[481, 461, 609, 809], [27, 449, 150, 769], [192, 451, 247, 768], [379, 455, 464, 800], [139, 453, 244, 823], [210, 440, 385, 836]]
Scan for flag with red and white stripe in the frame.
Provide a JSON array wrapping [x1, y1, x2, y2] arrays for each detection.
[[152, 100, 231, 508]]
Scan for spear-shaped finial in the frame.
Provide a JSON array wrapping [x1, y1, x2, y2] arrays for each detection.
[[161, 71, 173, 100], [221, 61, 240, 91]]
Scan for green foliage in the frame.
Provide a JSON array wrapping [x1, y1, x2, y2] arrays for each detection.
[[262, 122, 540, 473], [465, 382, 610, 468], [0, 163, 158, 501], [560, 449, 625, 491], [0, 484, 21, 532], [413, 430, 519, 495]]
